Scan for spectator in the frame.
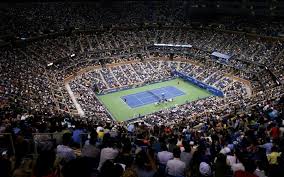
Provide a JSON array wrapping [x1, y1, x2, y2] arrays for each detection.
[[199, 162, 212, 177], [180, 141, 193, 170], [99, 160, 124, 177], [81, 130, 100, 169], [55, 133, 76, 165], [234, 159, 258, 177], [134, 150, 156, 177], [72, 124, 85, 146], [214, 153, 232, 177], [98, 137, 119, 170], [115, 141, 134, 168], [123, 168, 139, 177], [33, 150, 56, 177], [270, 124, 281, 141], [81, 130, 100, 158], [0, 151, 12, 177], [267, 146, 281, 165], [166, 147, 186, 177], [157, 144, 174, 165]]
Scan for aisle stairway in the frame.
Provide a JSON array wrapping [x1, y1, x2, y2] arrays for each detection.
[[98, 70, 111, 89]]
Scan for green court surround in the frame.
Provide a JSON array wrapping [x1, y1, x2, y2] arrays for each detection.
[[97, 78, 213, 122]]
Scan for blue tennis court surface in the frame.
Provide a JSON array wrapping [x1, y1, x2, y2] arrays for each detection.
[[121, 86, 185, 108]]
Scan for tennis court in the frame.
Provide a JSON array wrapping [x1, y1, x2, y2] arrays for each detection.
[[121, 86, 185, 108], [98, 78, 213, 121]]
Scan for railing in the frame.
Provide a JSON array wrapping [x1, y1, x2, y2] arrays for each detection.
[[0, 132, 86, 158]]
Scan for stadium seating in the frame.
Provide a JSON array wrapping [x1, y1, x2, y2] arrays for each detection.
[[0, 2, 284, 177]]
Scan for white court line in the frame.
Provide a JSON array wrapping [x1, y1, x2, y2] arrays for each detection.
[[133, 94, 145, 105], [161, 87, 185, 98], [133, 93, 157, 106], [135, 92, 155, 100], [121, 96, 134, 108], [159, 88, 171, 97], [124, 92, 156, 108], [128, 86, 183, 108], [134, 93, 155, 102]]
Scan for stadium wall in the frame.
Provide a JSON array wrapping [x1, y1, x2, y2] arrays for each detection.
[[173, 71, 224, 97]]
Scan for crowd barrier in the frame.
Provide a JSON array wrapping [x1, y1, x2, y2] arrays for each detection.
[[173, 71, 224, 97], [1, 128, 173, 159]]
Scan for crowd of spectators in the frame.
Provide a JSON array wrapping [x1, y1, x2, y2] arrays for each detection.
[[0, 23, 283, 119], [1, 25, 283, 127], [0, 86, 283, 177], [0, 2, 284, 177], [1, 2, 284, 40]]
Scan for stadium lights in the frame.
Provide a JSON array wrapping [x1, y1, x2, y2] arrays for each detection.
[[47, 62, 53, 67], [154, 43, 192, 48]]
